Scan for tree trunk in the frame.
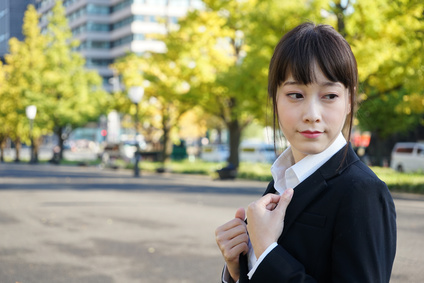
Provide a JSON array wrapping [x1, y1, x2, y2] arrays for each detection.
[[334, 1, 347, 36], [14, 138, 21, 162], [57, 127, 65, 160], [216, 127, 223, 144], [160, 107, 173, 166], [33, 136, 42, 164], [227, 119, 242, 168], [0, 137, 5, 163], [367, 131, 392, 166]]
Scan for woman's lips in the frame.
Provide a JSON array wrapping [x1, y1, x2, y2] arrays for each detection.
[[300, 131, 323, 138]]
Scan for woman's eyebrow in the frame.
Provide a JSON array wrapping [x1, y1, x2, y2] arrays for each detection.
[[282, 80, 299, 86], [282, 80, 343, 88], [320, 81, 343, 88]]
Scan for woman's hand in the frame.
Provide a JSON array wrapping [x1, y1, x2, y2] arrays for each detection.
[[247, 189, 294, 259], [215, 208, 249, 282]]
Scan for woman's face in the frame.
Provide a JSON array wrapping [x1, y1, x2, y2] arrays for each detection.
[[276, 65, 350, 163]]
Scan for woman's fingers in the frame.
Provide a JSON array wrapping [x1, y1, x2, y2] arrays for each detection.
[[275, 188, 294, 216]]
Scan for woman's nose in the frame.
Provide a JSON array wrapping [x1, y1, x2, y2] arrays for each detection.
[[303, 101, 321, 123]]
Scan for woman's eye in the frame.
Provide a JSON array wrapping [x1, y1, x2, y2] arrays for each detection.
[[288, 93, 303, 99], [323, 94, 338, 100]]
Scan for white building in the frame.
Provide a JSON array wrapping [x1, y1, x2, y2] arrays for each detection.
[[0, 0, 36, 62], [35, 0, 203, 90]]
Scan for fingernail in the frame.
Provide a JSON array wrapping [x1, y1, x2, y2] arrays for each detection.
[[286, 188, 294, 197]]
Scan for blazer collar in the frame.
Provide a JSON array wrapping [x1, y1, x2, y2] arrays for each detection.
[[278, 145, 359, 239], [265, 145, 358, 192]]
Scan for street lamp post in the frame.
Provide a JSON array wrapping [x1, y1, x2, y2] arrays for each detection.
[[128, 86, 145, 177], [25, 105, 37, 164]]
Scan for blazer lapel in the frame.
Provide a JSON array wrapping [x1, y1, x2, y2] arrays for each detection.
[[263, 179, 276, 195], [279, 171, 327, 239], [238, 180, 276, 282], [279, 145, 359, 240], [239, 254, 249, 283]]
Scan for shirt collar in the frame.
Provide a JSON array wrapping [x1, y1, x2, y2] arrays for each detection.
[[271, 132, 347, 195]]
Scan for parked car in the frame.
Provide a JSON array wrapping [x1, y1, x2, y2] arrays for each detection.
[[390, 142, 424, 173], [200, 142, 278, 164], [239, 142, 277, 164], [99, 140, 145, 168], [200, 144, 229, 162]]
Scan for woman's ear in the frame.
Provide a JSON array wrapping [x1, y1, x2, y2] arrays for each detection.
[[346, 89, 352, 115], [348, 86, 358, 115]]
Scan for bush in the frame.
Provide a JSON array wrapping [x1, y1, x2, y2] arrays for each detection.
[[135, 159, 424, 194], [370, 167, 424, 194]]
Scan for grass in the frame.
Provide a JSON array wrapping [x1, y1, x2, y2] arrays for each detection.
[[139, 159, 227, 176], [137, 159, 424, 194], [371, 167, 424, 194]]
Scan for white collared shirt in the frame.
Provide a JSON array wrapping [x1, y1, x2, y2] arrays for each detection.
[[246, 133, 347, 279]]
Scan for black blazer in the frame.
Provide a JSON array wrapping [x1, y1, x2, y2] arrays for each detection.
[[237, 145, 396, 283]]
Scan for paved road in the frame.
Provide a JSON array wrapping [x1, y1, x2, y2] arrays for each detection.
[[0, 163, 423, 283]]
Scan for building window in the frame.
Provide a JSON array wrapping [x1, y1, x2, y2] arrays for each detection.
[[111, 34, 146, 48], [63, 0, 79, 8], [68, 4, 109, 21], [169, 16, 178, 24], [133, 34, 146, 41], [85, 58, 113, 67], [87, 22, 110, 32], [72, 24, 86, 35], [86, 4, 109, 15], [0, 9, 7, 19], [112, 16, 133, 30], [112, 35, 133, 48], [91, 41, 110, 49], [78, 40, 111, 50], [72, 22, 110, 36], [111, 0, 133, 13], [0, 33, 6, 43], [68, 7, 86, 22], [112, 15, 148, 30], [40, 11, 53, 24], [39, 0, 56, 9], [149, 15, 157, 22]]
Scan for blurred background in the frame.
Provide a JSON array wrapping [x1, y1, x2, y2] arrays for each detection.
[[0, 0, 423, 181], [1, 1, 424, 282]]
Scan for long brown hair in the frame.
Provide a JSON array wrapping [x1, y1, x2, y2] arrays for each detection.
[[268, 22, 358, 162]]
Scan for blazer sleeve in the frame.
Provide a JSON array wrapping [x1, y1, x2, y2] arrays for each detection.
[[249, 245, 318, 282], [249, 173, 396, 282], [330, 176, 396, 282]]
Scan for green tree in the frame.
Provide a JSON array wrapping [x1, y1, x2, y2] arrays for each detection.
[[3, 2, 109, 162], [168, 0, 326, 168], [330, 0, 424, 164], [111, 0, 424, 168], [41, 1, 109, 160], [111, 50, 190, 166], [0, 61, 8, 162], [3, 4, 48, 162]]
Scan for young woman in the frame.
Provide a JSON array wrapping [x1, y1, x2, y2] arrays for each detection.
[[215, 22, 396, 283]]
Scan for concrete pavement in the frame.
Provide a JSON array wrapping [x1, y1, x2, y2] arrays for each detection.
[[0, 163, 423, 282]]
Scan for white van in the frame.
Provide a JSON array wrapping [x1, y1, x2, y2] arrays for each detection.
[[240, 143, 277, 164], [200, 144, 229, 162], [390, 142, 424, 173], [200, 143, 278, 164]]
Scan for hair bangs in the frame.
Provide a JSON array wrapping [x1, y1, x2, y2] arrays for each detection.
[[268, 23, 358, 98]]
